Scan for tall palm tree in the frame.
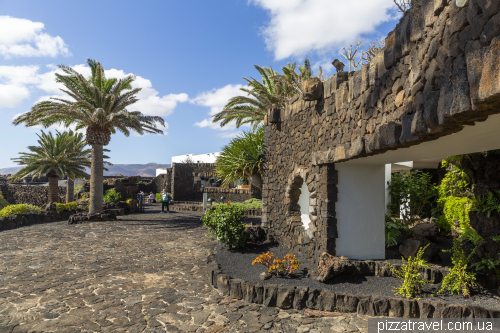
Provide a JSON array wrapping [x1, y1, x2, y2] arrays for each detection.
[[13, 59, 164, 214], [215, 126, 264, 188], [10, 131, 90, 203], [212, 60, 315, 130]]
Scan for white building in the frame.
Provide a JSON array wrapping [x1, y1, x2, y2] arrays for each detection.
[[171, 152, 220, 164]]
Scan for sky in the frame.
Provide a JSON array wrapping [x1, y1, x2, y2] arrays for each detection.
[[0, 0, 402, 168]]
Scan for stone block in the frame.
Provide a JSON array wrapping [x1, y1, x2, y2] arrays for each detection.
[[317, 290, 336, 312], [357, 297, 375, 316], [263, 284, 278, 307], [335, 293, 359, 313], [478, 37, 500, 105], [418, 300, 435, 318], [471, 305, 491, 318], [352, 70, 363, 100], [403, 299, 419, 318], [293, 286, 308, 310], [268, 108, 281, 123], [276, 286, 295, 309], [377, 121, 402, 149], [305, 289, 322, 310], [389, 298, 404, 317], [216, 274, 230, 296], [373, 296, 390, 316], [481, 12, 500, 45], [303, 78, 323, 101], [229, 279, 244, 300], [442, 305, 463, 318], [477, 0, 500, 19]]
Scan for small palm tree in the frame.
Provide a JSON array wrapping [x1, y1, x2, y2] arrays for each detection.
[[215, 126, 264, 188], [10, 131, 90, 203], [13, 59, 164, 213], [212, 60, 314, 130]]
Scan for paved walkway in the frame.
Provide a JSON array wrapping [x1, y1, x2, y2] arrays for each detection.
[[0, 205, 370, 333]]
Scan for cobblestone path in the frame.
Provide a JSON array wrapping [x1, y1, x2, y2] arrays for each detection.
[[0, 205, 370, 333]]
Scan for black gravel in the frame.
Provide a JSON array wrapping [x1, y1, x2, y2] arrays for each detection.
[[215, 242, 500, 309]]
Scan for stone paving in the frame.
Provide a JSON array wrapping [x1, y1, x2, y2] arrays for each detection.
[[0, 205, 371, 333]]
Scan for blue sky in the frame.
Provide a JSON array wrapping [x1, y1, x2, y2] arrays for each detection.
[[0, 0, 401, 168]]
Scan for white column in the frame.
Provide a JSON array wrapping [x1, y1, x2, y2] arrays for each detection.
[[335, 163, 387, 259]]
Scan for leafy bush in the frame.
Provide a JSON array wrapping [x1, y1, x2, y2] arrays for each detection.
[[201, 202, 247, 248], [103, 188, 122, 203], [155, 193, 162, 201], [441, 196, 474, 230], [385, 213, 411, 247], [0, 204, 42, 218], [74, 185, 85, 195], [434, 215, 452, 232], [55, 202, 78, 212], [474, 191, 500, 217], [436, 237, 476, 298], [387, 244, 431, 299], [252, 252, 300, 276], [387, 171, 437, 225], [203, 198, 262, 210], [0, 193, 9, 209], [473, 257, 500, 273]]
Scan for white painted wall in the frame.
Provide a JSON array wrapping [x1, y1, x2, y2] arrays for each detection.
[[156, 168, 169, 177], [335, 164, 388, 259], [172, 152, 220, 164], [298, 181, 311, 229]]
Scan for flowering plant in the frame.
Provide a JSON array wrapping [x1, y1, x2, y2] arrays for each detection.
[[252, 252, 300, 276]]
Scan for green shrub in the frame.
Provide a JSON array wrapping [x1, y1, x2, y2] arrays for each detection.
[[385, 213, 411, 247], [0, 204, 41, 218], [0, 193, 9, 209], [74, 185, 85, 195], [202, 198, 262, 211], [473, 190, 500, 217], [155, 193, 162, 201], [103, 188, 122, 203], [436, 236, 476, 298], [201, 202, 247, 248], [387, 244, 431, 299], [55, 202, 78, 212], [387, 171, 437, 225], [441, 196, 474, 230]]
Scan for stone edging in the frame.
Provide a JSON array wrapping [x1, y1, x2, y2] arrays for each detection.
[[207, 261, 497, 318], [0, 210, 78, 232]]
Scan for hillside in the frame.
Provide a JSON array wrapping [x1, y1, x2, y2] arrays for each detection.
[[0, 163, 171, 177]]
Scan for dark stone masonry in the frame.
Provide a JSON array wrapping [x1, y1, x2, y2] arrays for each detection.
[[263, 0, 500, 263]]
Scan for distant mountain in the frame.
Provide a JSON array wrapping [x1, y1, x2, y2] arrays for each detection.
[[0, 163, 171, 177]]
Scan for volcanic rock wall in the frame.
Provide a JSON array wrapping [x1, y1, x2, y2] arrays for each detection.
[[263, 0, 500, 263]]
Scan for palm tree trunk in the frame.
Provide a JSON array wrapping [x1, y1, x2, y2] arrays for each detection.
[[48, 176, 59, 203], [66, 178, 74, 203], [89, 144, 104, 214]]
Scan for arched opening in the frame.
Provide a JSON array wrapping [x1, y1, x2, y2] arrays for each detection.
[[299, 181, 311, 230]]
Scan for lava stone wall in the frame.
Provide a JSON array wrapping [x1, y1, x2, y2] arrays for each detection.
[[153, 170, 172, 193], [263, 0, 500, 263], [199, 187, 252, 203], [7, 185, 67, 207]]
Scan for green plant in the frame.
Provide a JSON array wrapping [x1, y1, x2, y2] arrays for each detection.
[[472, 257, 500, 272], [0, 204, 42, 218], [155, 193, 162, 201], [434, 214, 452, 231], [460, 227, 483, 245], [387, 171, 437, 225], [55, 202, 78, 212], [74, 185, 85, 195], [387, 244, 431, 299], [201, 202, 247, 248], [0, 193, 9, 209], [385, 213, 411, 247], [436, 237, 476, 298], [126, 198, 133, 206], [252, 252, 300, 276], [216, 126, 264, 188], [103, 180, 108, 185], [441, 196, 474, 231], [103, 188, 122, 204], [474, 191, 500, 218], [491, 235, 500, 243]]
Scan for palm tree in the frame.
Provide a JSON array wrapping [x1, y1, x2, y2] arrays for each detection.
[[215, 126, 264, 188], [212, 60, 315, 130], [10, 131, 90, 203], [13, 59, 164, 214]]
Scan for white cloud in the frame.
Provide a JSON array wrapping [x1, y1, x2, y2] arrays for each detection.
[[250, 0, 396, 60], [191, 84, 249, 133], [0, 64, 188, 122], [0, 16, 71, 58], [217, 132, 243, 139]]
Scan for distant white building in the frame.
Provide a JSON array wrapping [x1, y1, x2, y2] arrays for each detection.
[[155, 152, 221, 176], [171, 152, 220, 164]]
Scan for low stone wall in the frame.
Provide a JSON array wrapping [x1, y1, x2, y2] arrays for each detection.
[[7, 185, 67, 207], [0, 209, 78, 232], [208, 262, 495, 318], [171, 203, 261, 216]]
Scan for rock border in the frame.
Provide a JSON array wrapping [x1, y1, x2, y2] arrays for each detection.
[[207, 261, 498, 318], [0, 209, 79, 232]]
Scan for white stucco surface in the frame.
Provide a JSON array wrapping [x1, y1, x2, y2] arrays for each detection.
[[299, 181, 311, 229], [335, 164, 387, 259]]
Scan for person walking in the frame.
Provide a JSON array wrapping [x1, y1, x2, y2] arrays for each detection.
[[161, 189, 171, 213]]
